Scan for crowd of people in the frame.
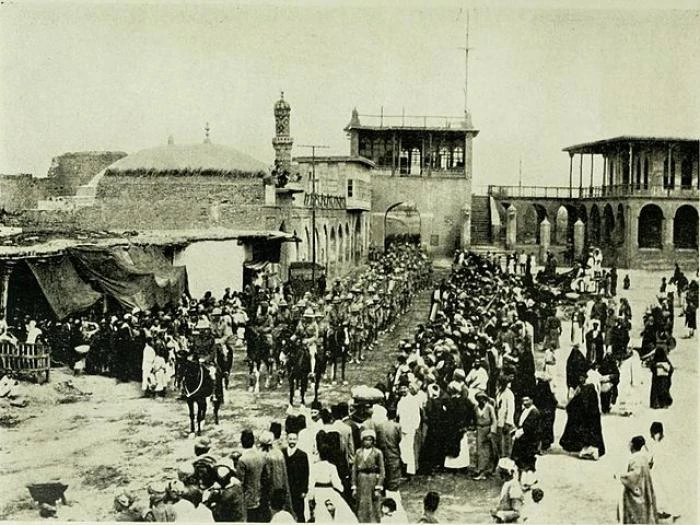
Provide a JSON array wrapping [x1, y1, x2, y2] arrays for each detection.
[[3, 238, 696, 523]]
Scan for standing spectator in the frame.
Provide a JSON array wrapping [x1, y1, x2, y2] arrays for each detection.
[[260, 431, 293, 518], [617, 436, 657, 524], [473, 391, 497, 480], [496, 378, 516, 459], [510, 396, 541, 489], [238, 429, 268, 522], [375, 406, 402, 505], [648, 422, 680, 521], [351, 429, 385, 523], [532, 373, 557, 452], [396, 380, 421, 478], [283, 432, 309, 523], [649, 347, 673, 409]]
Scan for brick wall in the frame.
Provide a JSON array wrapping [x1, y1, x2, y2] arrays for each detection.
[[44, 151, 127, 196], [0, 174, 41, 211]]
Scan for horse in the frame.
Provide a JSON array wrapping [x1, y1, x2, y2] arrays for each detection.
[[245, 323, 275, 394], [286, 338, 311, 406], [182, 358, 217, 435], [326, 324, 349, 384]]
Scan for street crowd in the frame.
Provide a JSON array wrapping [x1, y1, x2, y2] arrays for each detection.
[[2, 241, 697, 523]]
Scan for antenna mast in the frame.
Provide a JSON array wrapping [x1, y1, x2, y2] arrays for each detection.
[[464, 10, 470, 117]]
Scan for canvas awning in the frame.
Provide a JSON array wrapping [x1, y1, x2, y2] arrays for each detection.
[[68, 245, 187, 311], [26, 256, 103, 320], [243, 261, 271, 272]]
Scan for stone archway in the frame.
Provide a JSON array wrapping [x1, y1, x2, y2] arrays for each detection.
[[338, 224, 344, 265], [578, 204, 588, 248], [615, 204, 626, 246], [674, 205, 699, 248], [385, 202, 421, 248], [354, 217, 362, 263], [638, 204, 663, 248], [554, 205, 568, 245], [602, 204, 615, 245], [345, 223, 351, 263], [305, 227, 311, 261]]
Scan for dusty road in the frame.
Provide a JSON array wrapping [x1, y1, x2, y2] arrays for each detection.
[[0, 267, 697, 523]]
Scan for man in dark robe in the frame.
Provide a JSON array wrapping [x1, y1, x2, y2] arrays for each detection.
[[419, 384, 448, 474], [585, 321, 605, 367], [283, 432, 309, 522], [510, 396, 541, 487], [532, 375, 557, 451], [560, 374, 606, 458], [375, 406, 403, 494], [598, 351, 620, 414]]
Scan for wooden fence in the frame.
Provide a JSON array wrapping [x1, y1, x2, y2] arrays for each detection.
[[0, 341, 50, 382]]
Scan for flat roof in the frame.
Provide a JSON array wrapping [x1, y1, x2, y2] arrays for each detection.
[[563, 136, 699, 154], [0, 228, 295, 259], [293, 155, 375, 168]]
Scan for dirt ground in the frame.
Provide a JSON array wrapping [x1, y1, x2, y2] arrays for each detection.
[[0, 267, 697, 523]]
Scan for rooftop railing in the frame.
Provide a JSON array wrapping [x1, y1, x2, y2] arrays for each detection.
[[487, 184, 699, 199], [354, 114, 472, 130]]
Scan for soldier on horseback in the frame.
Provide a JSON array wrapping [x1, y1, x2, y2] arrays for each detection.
[[326, 295, 350, 385]]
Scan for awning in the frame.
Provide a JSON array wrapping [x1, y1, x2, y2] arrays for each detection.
[[69, 245, 187, 311], [244, 261, 271, 272], [27, 256, 102, 320]]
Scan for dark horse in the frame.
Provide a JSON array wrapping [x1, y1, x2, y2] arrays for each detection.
[[182, 358, 223, 435], [286, 338, 327, 406]]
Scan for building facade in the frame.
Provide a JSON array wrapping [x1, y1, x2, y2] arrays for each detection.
[[480, 136, 699, 269], [344, 108, 479, 255]]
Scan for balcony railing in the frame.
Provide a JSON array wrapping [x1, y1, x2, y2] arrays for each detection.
[[355, 114, 472, 130], [488, 184, 699, 199]]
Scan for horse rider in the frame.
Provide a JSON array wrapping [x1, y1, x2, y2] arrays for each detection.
[[292, 307, 321, 380]]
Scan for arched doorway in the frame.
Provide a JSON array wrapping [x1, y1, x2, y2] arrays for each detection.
[[590, 205, 601, 246], [602, 204, 615, 245], [345, 223, 351, 262], [638, 204, 663, 248], [305, 227, 311, 261], [673, 205, 699, 248], [521, 204, 546, 244], [681, 158, 693, 189], [615, 204, 626, 245], [385, 202, 421, 248], [554, 206, 568, 245], [578, 205, 588, 248], [321, 225, 327, 267]]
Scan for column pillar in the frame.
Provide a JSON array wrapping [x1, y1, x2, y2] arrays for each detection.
[[0, 260, 16, 319], [573, 219, 585, 259], [589, 153, 594, 195], [579, 153, 584, 197], [627, 205, 637, 267], [427, 132, 433, 177], [629, 143, 634, 193], [662, 211, 674, 251], [538, 217, 551, 264], [505, 205, 517, 250]]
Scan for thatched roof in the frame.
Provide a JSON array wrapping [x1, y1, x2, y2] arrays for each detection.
[[105, 143, 269, 177]]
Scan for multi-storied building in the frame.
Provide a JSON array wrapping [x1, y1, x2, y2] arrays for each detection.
[[478, 136, 699, 269], [345, 108, 478, 255]]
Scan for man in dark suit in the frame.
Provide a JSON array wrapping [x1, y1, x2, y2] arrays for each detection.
[[238, 429, 268, 522], [283, 432, 309, 522]]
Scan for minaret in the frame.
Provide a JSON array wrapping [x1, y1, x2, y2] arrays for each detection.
[[272, 92, 293, 175]]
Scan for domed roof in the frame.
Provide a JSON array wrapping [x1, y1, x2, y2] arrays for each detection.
[[105, 142, 269, 176]]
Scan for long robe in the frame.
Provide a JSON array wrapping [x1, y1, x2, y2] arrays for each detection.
[[419, 394, 448, 473], [532, 379, 557, 450], [284, 447, 309, 523], [559, 383, 606, 457], [352, 447, 385, 523], [566, 347, 589, 392], [649, 358, 673, 409], [375, 420, 402, 491], [263, 447, 294, 517], [511, 406, 541, 472], [619, 451, 657, 524]]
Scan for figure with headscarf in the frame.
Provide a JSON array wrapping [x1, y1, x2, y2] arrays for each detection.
[[352, 429, 385, 523]]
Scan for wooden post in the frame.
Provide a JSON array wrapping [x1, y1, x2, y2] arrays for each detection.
[[391, 132, 396, 176], [428, 132, 433, 177], [569, 153, 573, 198], [589, 153, 594, 194], [579, 153, 584, 197], [629, 143, 634, 193], [0, 260, 16, 320]]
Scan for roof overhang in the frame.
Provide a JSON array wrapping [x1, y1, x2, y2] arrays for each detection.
[[563, 136, 699, 155], [293, 155, 376, 168]]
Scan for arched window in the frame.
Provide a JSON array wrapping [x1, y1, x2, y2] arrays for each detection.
[[590, 205, 601, 245], [681, 158, 693, 189], [602, 204, 615, 244], [643, 158, 649, 189], [638, 204, 663, 249], [673, 205, 699, 248]]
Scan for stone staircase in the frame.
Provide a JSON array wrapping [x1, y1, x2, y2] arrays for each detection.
[[470, 195, 491, 245]]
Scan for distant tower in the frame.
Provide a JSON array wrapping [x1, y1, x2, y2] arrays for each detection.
[[272, 92, 293, 175]]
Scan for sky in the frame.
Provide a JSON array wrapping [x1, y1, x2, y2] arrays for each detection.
[[1, 0, 698, 189]]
